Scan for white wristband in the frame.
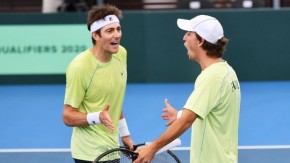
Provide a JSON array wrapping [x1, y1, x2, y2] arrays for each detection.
[[118, 118, 130, 137], [87, 112, 101, 125], [177, 110, 183, 119]]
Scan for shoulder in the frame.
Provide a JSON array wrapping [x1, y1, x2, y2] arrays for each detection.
[[66, 49, 91, 75], [117, 45, 127, 57], [204, 62, 229, 78], [196, 62, 228, 86], [68, 50, 90, 69], [114, 45, 127, 62], [118, 45, 127, 54]]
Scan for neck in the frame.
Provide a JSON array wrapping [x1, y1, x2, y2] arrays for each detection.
[[199, 57, 223, 70], [91, 46, 112, 63]]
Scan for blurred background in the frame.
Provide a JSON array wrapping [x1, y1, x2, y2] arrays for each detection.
[[0, 0, 290, 12]]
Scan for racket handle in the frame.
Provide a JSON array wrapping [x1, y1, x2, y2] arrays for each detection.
[[157, 138, 181, 154], [146, 138, 181, 154], [121, 138, 181, 153], [121, 143, 146, 150]]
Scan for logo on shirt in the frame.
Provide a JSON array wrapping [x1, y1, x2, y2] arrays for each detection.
[[231, 80, 240, 92], [120, 72, 125, 78]]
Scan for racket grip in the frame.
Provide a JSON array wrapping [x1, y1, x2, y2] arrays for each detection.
[[122, 138, 181, 153], [133, 143, 146, 150], [121, 143, 146, 150], [155, 138, 181, 154]]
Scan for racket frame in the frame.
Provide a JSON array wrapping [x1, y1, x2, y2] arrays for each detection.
[[93, 148, 138, 163], [93, 140, 181, 163]]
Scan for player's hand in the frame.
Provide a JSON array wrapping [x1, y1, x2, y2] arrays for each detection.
[[133, 143, 156, 163], [162, 98, 178, 126], [99, 104, 114, 132], [121, 135, 135, 150]]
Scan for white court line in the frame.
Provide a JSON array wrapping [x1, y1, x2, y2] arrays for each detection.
[[1, 145, 290, 153], [173, 145, 290, 151], [238, 145, 290, 149], [0, 148, 70, 153]]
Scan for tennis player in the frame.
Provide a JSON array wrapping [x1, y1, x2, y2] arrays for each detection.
[[62, 5, 134, 163], [134, 15, 241, 163]]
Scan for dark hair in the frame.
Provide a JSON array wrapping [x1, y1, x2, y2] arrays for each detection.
[[195, 33, 228, 58], [87, 5, 122, 45]]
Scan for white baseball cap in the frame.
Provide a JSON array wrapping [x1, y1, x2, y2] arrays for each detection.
[[177, 15, 224, 44]]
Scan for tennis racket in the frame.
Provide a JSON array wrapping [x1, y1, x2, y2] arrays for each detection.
[[93, 138, 181, 163]]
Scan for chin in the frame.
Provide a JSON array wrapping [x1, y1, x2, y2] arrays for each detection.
[[112, 49, 119, 53], [188, 54, 195, 61], [111, 46, 119, 53]]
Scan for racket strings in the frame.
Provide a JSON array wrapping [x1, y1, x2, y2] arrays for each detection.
[[150, 151, 180, 163], [97, 150, 136, 163], [94, 149, 180, 163]]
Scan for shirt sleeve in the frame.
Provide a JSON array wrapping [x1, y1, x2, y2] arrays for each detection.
[[64, 62, 86, 109]]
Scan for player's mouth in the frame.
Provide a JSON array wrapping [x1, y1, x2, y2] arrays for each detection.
[[184, 42, 187, 48], [110, 41, 119, 52], [111, 41, 119, 47]]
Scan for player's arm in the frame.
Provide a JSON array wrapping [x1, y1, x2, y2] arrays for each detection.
[[62, 104, 114, 132], [134, 107, 197, 163], [119, 112, 134, 150], [62, 104, 88, 126], [153, 109, 197, 151]]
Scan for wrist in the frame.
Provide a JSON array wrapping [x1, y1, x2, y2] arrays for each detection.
[[87, 112, 101, 125], [118, 118, 130, 137], [177, 110, 183, 119]]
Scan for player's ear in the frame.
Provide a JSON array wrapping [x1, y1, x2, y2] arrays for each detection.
[[92, 31, 100, 41], [194, 32, 204, 45], [198, 38, 204, 46]]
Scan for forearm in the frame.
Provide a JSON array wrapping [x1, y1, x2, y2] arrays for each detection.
[[63, 104, 89, 127], [153, 120, 189, 152], [153, 109, 195, 152]]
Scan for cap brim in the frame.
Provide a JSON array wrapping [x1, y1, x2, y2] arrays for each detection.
[[177, 19, 193, 31]]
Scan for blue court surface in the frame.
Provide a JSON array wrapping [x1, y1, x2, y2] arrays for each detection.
[[1, 81, 290, 162]]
